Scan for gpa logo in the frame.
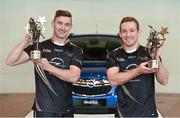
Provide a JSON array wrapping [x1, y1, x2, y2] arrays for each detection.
[[43, 49, 51, 53]]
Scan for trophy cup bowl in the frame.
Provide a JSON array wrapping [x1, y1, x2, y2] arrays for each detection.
[[148, 59, 159, 69], [146, 26, 168, 69], [30, 42, 41, 60], [30, 50, 41, 60]]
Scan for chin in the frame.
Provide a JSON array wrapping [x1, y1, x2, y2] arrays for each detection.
[[58, 35, 68, 39]]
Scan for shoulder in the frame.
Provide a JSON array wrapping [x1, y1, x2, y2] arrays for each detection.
[[68, 42, 83, 53], [38, 39, 51, 47], [139, 45, 146, 50], [108, 47, 123, 57], [40, 39, 51, 44], [138, 45, 148, 54], [69, 42, 80, 48]]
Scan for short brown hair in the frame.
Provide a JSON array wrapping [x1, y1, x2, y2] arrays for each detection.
[[54, 10, 72, 21], [119, 16, 139, 32]]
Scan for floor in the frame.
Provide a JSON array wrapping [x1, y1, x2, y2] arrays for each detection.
[[0, 93, 34, 117], [0, 93, 180, 117]]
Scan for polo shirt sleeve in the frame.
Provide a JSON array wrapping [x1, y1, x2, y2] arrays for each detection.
[[71, 47, 83, 69], [24, 44, 32, 57], [107, 51, 119, 69]]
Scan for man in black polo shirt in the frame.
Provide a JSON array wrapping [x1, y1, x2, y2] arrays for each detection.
[[6, 10, 83, 117], [107, 16, 169, 117]]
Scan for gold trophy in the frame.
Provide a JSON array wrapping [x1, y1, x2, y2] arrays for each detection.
[[25, 16, 46, 60], [25, 17, 58, 96], [146, 25, 168, 68]]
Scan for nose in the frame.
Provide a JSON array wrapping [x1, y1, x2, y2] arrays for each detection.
[[61, 24, 65, 30], [126, 31, 131, 37]]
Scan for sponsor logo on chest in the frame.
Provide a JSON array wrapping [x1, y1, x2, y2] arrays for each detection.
[[54, 49, 63, 52]]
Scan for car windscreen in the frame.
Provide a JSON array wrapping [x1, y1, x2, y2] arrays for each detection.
[[70, 36, 121, 60]]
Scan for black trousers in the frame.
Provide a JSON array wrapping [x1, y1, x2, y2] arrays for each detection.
[[33, 110, 74, 118]]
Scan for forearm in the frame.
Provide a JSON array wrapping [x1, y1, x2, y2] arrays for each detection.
[[48, 65, 80, 84], [155, 59, 169, 85], [109, 68, 140, 86]]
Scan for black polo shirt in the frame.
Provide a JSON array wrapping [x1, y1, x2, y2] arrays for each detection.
[[24, 39, 83, 113], [107, 45, 158, 117]]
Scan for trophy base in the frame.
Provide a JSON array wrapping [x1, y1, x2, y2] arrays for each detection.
[[148, 59, 159, 69], [30, 50, 41, 60]]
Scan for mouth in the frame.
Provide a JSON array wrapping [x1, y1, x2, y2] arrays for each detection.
[[125, 38, 133, 43], [58, 30, 65, 34]]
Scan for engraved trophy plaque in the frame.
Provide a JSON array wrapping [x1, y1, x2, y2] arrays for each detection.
[[25, 16, 46, 60], [146, 25, 168, 68]]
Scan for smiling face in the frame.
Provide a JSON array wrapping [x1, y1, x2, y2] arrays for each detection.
[[53, 16, 72, 40], [51, 10, 72, 42], [118, 17, 140, 50]]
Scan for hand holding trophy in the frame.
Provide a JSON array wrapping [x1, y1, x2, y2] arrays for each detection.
[[25, 16, 46, 60], [146, 25, 169, 68]]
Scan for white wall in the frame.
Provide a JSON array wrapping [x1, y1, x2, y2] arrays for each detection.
[[0, 0, 180, 93], [0, 1, 3, 93]]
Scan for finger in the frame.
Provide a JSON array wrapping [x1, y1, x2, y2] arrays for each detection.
[[143, 61, 149, 66]]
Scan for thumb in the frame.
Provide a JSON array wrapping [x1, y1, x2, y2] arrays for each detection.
[[143, 61, 149, 66]]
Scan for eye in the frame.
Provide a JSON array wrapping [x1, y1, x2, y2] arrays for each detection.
[[121, 30, 127, 33], [129, 28, 136, 33], [65, 23, 71, 27], [57, 21, 63, 25]]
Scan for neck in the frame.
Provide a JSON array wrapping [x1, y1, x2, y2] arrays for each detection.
[[123, 43, 140, 53], [51, 37, 69, 45], [51, 37, 66, 44]]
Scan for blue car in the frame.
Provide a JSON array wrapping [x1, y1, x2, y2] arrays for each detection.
[[69, 34, 120, 114]]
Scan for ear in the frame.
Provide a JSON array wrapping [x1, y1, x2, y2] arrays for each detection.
[[70, 24, 72, 30], [138, 29, 141, 36], [118, 32, 121, 38], [51, 20, 54, 27]]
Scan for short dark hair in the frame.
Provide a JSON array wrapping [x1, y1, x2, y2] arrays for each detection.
[[119, 16, 139, 31], [54, 10, 72, 21]]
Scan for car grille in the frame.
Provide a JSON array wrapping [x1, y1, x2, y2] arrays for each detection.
[[72, 79, 112, 96]]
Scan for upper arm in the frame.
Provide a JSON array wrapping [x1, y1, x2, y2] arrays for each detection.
[[71, 48, 83, 69], [12, 51, 30, 66]]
